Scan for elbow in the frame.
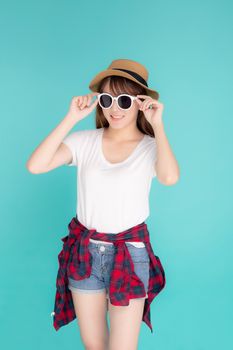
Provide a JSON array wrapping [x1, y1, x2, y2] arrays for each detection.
[[165, 176, 179, 186], [26, 161, 40, 174], [158, 174, 180, 186], [162, 166, 180, 186]]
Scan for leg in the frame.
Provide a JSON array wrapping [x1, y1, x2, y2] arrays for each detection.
[[108, 297, 146, 350], [107, 243, 150, 350], [71, 289, 109, 350]]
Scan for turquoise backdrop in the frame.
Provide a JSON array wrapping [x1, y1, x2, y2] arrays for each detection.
[[1, 0, 232, 349]]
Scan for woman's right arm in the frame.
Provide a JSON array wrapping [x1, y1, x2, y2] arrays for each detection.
[[26, 93, 99, 174]]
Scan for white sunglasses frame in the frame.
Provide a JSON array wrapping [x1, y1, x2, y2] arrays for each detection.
[[97, 93, 137, 111]]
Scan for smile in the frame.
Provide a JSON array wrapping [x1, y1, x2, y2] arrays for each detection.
[[111, 114, 125, 120]]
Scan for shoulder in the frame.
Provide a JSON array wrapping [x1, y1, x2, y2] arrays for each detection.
[[62, 129, 100, 150], [65, 128, 99, 140], [81, 128, 101, 141], [78, 128, 100, 136], [143, 134, 157, 156], [144, 134, 156, 146]]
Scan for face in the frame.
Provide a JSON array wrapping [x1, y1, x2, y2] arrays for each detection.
[[99, 81, 140, 129]]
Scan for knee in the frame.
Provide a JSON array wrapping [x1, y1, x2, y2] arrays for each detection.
[[85, 346, 107, 350], [84, 339, 108, 350]]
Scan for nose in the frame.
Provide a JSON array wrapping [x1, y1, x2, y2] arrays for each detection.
[[111, 99, 120, 111]]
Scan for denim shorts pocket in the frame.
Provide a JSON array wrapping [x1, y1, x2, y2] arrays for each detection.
[[126, 244, 150, 263], [133, 260, 150, 293]]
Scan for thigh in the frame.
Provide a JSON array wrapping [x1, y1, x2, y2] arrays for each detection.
[[108, 244, 150, 350], [68, 243, 110, 348], [108, 298, 145, 350], [71, 290, 109, 349]]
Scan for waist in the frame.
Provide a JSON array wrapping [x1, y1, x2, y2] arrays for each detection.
[[89, 238, 145, 247], [69, 215, 149, 246]]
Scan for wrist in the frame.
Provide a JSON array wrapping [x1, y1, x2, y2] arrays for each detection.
[[64, 113, 80, 126], [151, 120, 164, 131]]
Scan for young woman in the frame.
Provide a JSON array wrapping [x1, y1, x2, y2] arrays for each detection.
[[27, 59, 179, 350]]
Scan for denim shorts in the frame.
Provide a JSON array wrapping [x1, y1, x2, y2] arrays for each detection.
[[68, 241, 150, 299]]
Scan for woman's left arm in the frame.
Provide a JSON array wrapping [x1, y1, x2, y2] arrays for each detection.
[[151, 121, 180, 185], [136, 95, 180, 186]]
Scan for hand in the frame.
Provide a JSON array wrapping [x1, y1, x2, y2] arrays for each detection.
[[67, 92, 99, 122], [136, 95, 164, 126]]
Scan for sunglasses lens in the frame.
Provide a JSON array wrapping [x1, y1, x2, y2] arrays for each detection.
[[118, 95, 132, 109], [99, 94, 112, 108]]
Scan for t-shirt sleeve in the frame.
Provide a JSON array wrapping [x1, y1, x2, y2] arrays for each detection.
[[149, 138, 157, 178], [62, 130, 87, 167]]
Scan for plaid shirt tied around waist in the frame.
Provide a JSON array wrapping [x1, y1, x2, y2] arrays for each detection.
[[51, 216, 166, 333]]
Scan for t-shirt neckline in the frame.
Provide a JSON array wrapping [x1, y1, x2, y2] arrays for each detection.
[[99, 127, 146, 166]]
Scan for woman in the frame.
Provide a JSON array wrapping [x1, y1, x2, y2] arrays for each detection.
[[27, 59, 179, 350]]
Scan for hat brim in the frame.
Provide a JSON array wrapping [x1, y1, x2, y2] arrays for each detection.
[[88, 69, 159, 100]]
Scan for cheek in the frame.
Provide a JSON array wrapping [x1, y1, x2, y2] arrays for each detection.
[[101, 107, 138, 120], [132, 104, 140, 115], [125, 107, 139, 120], [102, 110, 109, 118]]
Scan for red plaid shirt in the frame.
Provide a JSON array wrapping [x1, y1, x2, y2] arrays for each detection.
[[51, 216, 166, 333]]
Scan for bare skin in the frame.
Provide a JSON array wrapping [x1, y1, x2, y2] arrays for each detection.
[[71, 289, 146, 350], [97, 80, 147, 165], [70, 291, 109, 350], [100, 84, 141, 134]]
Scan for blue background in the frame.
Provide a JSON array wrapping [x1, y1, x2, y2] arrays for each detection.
[[1, 0, 232, 349]]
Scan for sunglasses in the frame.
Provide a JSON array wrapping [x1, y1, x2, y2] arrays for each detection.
[[97, 93, 138, 110]]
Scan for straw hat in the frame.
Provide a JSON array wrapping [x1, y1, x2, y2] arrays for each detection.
[[88, 58, 159, 100]]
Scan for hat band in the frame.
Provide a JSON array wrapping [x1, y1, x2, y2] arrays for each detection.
[[111, 68, 148, 87]]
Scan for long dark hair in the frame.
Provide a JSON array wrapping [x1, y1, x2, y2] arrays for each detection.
[[95, 76, 155, 138]]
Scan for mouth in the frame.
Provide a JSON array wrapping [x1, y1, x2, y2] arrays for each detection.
[[110, 114, 125, 120]]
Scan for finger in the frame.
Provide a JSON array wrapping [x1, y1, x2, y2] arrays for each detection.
[[135, 98, 143, 106], [89, 92, 100, 98], [91, 98, 99, 108], [81, 96, 88, 109], [91, 93, 99, 102], [139, 100, 149, 110], [141, 100, 152, 110], [87, 97, 98, 111], [84, 93, 98, 107], [76, 97, 82, 107], [85, 95, 91, 108], [144, 100, 154, 109], [87, 94, 98, 107], [80, 96, 85, 109], [87, 94, 92, 107], [78, 96, 84, 109], [137, 95, 151, 99], [73, 96, 79, 105]]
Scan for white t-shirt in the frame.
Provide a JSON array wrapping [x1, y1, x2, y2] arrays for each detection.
[[62, 127, 157, 248]]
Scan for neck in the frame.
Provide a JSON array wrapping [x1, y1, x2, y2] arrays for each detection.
[[104, 124, 144, 142]]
